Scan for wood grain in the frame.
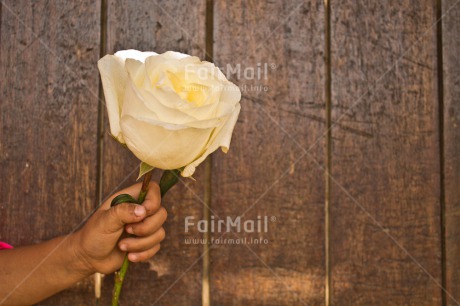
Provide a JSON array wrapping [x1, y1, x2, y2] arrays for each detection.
[[1, 0, 459, 304], [330, 1, 442, 304], [100, 1, 207, 305], [0, 0, 100, 304], [211, 1, 326, 305], [442, 0, 460, 304]]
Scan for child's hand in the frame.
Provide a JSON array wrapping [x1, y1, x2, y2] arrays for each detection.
[[71, 182, 167, 274]]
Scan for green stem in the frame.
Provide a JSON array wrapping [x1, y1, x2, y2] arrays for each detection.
[[111, 254, 130, 306], [111, 169, 180, 306], [137, 170, 154, 204]]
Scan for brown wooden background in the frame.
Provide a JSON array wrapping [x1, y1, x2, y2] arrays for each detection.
[[1, 0, 459, 305]]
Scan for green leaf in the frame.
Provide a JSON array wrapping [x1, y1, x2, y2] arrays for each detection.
[[111, 194, 138, 207], [159, 169, 181, 197], [138, 162, 154, 181]]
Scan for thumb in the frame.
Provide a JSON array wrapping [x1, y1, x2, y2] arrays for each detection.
[[101, 203, 146, 233]]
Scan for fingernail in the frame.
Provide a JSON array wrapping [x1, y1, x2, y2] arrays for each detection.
[[126, 226, 133, 234], [129, 254, 138, 261], [134, 206, 146, 217], [119, 244, 127, 251]]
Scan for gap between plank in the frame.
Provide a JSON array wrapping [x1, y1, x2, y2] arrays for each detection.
[[94, 0, 108, 303], [324, 0, 332, 305], [202, 1, 214, 305], [435, 0, 447, 305]]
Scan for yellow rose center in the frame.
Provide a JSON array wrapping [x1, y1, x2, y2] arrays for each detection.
[[167, 71, 208, 107]]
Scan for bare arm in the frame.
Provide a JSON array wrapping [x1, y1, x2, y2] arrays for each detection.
[[0, 182, 166, 305], [0, 234, 90, 304]]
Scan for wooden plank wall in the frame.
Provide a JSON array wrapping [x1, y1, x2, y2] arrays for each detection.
[[0, 1, 100, 304], [443, 0, 460, 305], [99, 1, 207, 305], [330, 1, 442, 304], [0, 1, 459, 305], [211, 1, 326, 305]]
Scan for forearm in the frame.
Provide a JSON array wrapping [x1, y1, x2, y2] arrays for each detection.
[[0, 234, 92, 305]]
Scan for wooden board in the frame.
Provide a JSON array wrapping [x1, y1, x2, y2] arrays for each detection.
[[99, 1, 207, 305], [442, 0, 460, 305], [2, 0, 459, 304], [330, 1, 442, 304], [211, 1, 326, 305], [0, 1, 101, 304]]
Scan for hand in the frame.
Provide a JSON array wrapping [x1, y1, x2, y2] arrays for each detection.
[[71, 182, 167, 275]]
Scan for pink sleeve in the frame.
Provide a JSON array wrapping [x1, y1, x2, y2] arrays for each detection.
[[0, 242, 13, 250]]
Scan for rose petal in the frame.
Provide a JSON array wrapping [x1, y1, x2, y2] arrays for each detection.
[[123, 78, 228, 129], [120, 115, 214, 170], [114, 49, 157, 62], [97, 50, 158, 143], [148, 72, 226, 119], [161, 51, 190, 60], [144, 52, 194, 85], [215, 82, 242, 116], [97, 54, 127, 143], [125, 58, 148, 87], [123, 78, 221, 127], [182, 103, 241, 177]]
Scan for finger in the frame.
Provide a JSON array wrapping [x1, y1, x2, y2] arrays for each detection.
[[141, 182, 161, 216], [126, 207, 167, 236], [119, 227, 165, 252], [100, 203, 147, 234], [128, 244, 161, 262]]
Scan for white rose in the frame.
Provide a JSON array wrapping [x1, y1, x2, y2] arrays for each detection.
[[98, 49, 241, 177]]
